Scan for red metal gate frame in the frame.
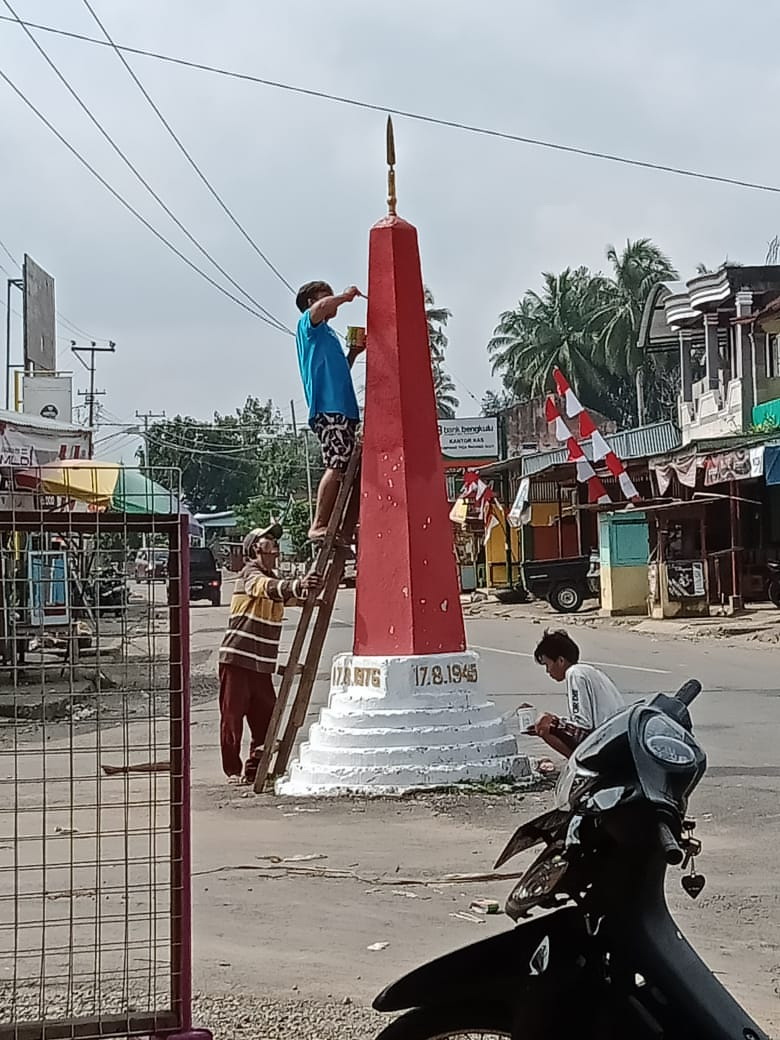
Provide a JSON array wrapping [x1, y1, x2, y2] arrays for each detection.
[[0, 512, 211, 1040]]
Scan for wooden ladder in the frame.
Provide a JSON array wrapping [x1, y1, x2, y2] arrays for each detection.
[[252, 444, 361, 793]]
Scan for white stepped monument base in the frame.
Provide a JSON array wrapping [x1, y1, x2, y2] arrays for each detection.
[[276, 650, 530, 796]]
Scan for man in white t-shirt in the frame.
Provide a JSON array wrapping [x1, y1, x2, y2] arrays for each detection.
[[531, 629, 625, 758]]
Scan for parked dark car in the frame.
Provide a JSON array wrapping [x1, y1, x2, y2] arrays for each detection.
[[187, 547, 222, 606]]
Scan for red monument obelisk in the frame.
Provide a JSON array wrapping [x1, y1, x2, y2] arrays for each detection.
[[277, 120, 523, 795], [353, 120, 466, 656]]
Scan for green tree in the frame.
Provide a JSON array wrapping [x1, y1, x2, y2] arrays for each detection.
[[488, 267, 617, 417], [141, 397, 321, 514], [593, 239, 678, 378], [591, 239, 678, 424], [425, 287, 459, 418], [233, 496, 311, 561], [480, 389, 519, 416], [488, 241, 683, 428]]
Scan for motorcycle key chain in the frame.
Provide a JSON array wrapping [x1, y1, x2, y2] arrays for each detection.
[[680, 819, 706, 900]]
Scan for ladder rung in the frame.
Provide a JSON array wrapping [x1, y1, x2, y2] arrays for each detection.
[[276, 662, 304, 677]]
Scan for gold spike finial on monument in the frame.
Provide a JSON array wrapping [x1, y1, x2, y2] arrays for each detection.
[[386, 115, 397, 216]]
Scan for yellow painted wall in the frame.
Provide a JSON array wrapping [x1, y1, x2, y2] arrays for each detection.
[[484, 501, 577, 586], [530, 503, 562, 527], [485, 521, 522, 587], [600, 563, 649, 616]]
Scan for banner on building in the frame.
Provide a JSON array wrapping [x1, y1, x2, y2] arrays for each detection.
[[438, 418, 499, 460], [765, 445, 780, 486], [667, 560, 706, 600], [704, 448, 752, 486], [508, 477, 531, 527], [652, 454, 698, 494]]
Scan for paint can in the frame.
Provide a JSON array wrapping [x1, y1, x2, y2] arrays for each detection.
[[346, 326, 366, 350]]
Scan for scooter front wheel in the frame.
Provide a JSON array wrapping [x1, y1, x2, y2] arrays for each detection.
[[374, 1003, 511, 1040]]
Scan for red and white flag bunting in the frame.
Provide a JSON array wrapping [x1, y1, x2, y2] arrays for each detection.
[[548, 367, 640, 502], [552, 368, 584, 418], [459, 470, 505, 544]]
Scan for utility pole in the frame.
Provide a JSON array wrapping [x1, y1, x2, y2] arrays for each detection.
[[136, 411, 166, 551], [5, 276, 23, 410], [290, 400, 314, 527], [136, 409, 166, 467], [72, 341, 116, 456]]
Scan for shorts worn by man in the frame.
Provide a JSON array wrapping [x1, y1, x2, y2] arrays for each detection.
[[295, 280, 365, 541], [217, 525, 320, 785], [532, 628, 625, 759]]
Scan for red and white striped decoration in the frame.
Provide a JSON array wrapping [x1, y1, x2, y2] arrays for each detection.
[[549, 368, 640, 502], [544, 396, 611, 504], [460, 470, 504, 544]]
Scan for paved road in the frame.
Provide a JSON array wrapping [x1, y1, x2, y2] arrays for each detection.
[[196, 587, 776, 772], [187, 589, 779, 1035]]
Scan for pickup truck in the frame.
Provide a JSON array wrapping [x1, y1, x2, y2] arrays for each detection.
[[187, 547, 222, 606]]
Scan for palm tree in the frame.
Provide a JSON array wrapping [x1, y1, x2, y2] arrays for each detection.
[[425, 286, 450, 362], [488, 267, 613, 413], [588, 239, 678, 424], [432, 365, 458, 418], [481, 388, 518, 416], [593, 239, 678, 379], [425, 286, 460, 417]]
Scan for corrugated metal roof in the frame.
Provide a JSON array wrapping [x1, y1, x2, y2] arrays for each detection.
[[518, 421, 681, 478]]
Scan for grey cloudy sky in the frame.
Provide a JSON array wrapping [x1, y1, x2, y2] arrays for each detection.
[[2, 0, 780, 459]]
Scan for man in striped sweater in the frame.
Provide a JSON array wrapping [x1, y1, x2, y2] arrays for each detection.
[[218, 524, 321, 784]]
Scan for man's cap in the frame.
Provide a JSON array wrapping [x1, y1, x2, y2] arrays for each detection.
[[243, 521, 284, 557]]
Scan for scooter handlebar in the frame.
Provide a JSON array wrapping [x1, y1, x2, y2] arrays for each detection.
[[674, 679, 702, 707], [658, 820, 684, 865]]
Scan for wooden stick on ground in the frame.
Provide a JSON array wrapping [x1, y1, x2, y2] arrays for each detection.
[[101, 761, 170, 776]]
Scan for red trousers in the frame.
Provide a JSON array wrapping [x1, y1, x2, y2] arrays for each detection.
[[218, 663, 276, 780]]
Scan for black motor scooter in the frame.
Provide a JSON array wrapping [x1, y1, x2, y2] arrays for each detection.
[[372, 680, 769, 1039], [73, 563, 129, 620]]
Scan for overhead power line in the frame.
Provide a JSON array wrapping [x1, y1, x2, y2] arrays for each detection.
[[1, 14, 779, 196], [55, 312, 100, 341], [1, 1, 291, 335], [0, 236, 18, 267], [142, 432, 260, 472], [78, 0, 294, 295], [0, 65, 292, 332]]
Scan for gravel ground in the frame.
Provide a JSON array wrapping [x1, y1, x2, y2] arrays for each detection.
[[193, 994, 387, 1040], [0, 987, 389, 1040]]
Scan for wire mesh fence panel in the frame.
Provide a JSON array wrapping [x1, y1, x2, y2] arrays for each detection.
[[0, 467, 192, 1040]]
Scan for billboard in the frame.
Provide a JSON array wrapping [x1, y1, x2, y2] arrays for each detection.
[[438, 417, 499, 460], [23, 254, 56, 372], [22, 374, 73, 423]]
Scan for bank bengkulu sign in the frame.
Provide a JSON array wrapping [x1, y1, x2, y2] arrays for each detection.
[[438, 417, 499, 461]]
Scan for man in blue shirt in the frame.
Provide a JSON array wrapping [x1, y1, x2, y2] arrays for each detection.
[[295, 280, 364, 540]]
